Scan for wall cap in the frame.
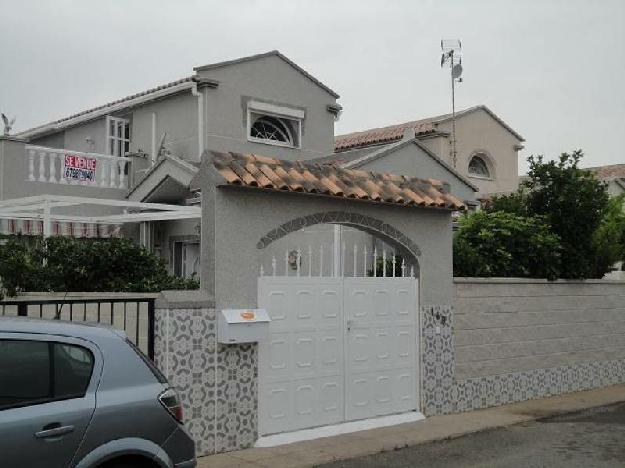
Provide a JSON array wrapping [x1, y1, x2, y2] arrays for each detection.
[[454, 277, 625, 285], [11, 292, 160, 301], [155, 289, 215, 309]]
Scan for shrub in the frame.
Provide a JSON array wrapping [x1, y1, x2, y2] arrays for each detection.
[[453, 211, 562, 279], [0, 235, 199, 298], [522, 151, 609, 278], [592, 194, 625, 276]]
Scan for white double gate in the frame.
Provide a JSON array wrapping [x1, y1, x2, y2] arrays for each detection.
[[258, 275, 419, 435]]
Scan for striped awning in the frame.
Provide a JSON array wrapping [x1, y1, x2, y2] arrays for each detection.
[[0, 219, 121, 238]]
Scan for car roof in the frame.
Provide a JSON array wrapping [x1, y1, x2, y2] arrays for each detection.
[[0, 316, 127, 341]]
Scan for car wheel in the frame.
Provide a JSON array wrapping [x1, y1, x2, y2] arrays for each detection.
[[100, 456, 158, 468]]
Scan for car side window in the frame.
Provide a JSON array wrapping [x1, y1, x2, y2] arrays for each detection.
[[54, 343, 94, 400], [0, 339, 95, 411]]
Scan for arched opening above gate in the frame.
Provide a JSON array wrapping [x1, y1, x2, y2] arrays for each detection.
[[256, 211, 421, 279]]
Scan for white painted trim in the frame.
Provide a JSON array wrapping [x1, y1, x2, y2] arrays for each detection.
[[151, 112, 157, 163], [191, 83, 205, 159], [25, 145, 132, 163], [0, 195, 200, 224], [106, 115, 130, 157], [248, 100, 305, 119], [255, 411, 425, 447]]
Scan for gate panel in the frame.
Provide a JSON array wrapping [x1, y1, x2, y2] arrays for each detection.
[[258, 278, 344, 435], [258, 274, 418, 436], [344, 278, 418, 420]]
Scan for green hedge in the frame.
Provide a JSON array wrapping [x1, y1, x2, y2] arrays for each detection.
[[0, 236, 199, 298], [453, 211, 562, 279]]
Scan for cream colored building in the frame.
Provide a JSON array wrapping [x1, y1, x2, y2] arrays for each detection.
[[330, 105, 525, 199]]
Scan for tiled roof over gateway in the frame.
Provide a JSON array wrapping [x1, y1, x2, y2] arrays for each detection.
[[210, 151, 465, 210]]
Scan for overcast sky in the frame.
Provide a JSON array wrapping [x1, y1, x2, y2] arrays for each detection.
[[1, 0, 623, 173]]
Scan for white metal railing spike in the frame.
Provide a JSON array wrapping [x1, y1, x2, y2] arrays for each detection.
[[353, 244, 357, 277], [272, 256, 277, 277], [401, 258, 406, 277], [382, 249, 387, 277], [373, 247, 378, 277], [319, 245, 323, 277], [296, 248, 301, 277], [260, 264, 264, 277], [410, 265, 415, 278], [308, 245, 312, 277], [363, 245, 368, 277], [285, 249, 289, 277], [392, 254, 397, 278]]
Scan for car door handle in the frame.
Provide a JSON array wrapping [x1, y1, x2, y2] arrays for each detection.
[[35, 424, 75, 439]]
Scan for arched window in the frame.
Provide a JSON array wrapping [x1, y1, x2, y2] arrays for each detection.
[[468, 154, 491, 178], [249, 114, 299, 147]]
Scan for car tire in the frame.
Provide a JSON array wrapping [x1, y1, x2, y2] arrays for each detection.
[[100, 457, 157, 468]]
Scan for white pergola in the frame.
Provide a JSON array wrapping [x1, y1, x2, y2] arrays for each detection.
[[0, 195, 201, 237]]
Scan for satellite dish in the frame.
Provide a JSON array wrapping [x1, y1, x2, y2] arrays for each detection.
[[452, 63, 463, 79]]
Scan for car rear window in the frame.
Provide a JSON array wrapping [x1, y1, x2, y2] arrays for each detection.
[[125, 338, 168, 384], [0, 339, 94, 410]]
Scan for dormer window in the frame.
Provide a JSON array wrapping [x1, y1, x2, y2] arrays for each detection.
[[247, 101, 303, 149], [468, 154, 491, 179]]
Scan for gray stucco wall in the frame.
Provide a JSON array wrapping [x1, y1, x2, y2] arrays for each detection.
[[64, 118, 108, 154], [202, 187, 454, 311], [131, 92, 198, 160], [357, 142, 476, 202], [198, 54, 336, 162], [454, 279, 625, 380], [29, 131, 65, 150]]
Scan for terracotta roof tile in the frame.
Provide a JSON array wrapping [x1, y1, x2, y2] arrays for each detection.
[[210, 151, 465, 211], [586, 164, 625, 180], [335, 121, 437, 152], [334, 105, 525, 152]]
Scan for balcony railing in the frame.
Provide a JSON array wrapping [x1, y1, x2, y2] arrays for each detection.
[[26, 145, 132, 190]]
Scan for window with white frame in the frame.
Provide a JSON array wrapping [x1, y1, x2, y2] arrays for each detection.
[[106, 116, 130, 157], [247, 101, 303, 148], [172, 241, 200, 278]]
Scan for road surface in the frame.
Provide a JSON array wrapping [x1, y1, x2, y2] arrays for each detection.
[[318, 402, 625, 468]]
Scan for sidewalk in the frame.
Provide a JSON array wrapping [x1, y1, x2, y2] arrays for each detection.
[[197, 384, 625, 468]]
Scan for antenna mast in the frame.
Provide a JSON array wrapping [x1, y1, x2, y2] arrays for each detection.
[[440, 39, 463, 168]]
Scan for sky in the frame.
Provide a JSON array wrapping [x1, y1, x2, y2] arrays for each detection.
[[1, 0, 624, 173]]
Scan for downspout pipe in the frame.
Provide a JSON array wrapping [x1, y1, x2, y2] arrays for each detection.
[[191, 82, 204, 161]]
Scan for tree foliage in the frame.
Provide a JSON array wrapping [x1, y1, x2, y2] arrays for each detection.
[[0, 236, 199, 298], [522, 151, 609, 278], [592, 194, 625, 276], [473, 151, 616, 279], [453, 211, 562, 279]]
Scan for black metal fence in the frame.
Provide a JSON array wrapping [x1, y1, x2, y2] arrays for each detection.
[[0, 297, 156, 359]]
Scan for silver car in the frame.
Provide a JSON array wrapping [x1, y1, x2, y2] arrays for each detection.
[[0, 317, 196, 468]]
